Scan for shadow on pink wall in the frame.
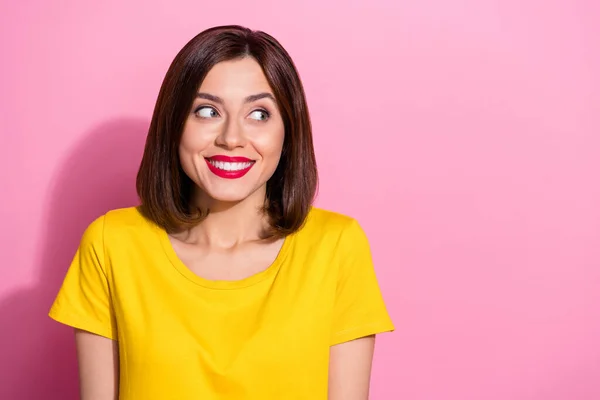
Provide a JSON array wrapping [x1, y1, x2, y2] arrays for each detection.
[[0, 119, 149, 399]]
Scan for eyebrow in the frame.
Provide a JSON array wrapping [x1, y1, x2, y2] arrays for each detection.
[[196, 92, 276, 104]]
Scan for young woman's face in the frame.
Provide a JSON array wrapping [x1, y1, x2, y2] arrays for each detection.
[[179, 57, 285, 205]]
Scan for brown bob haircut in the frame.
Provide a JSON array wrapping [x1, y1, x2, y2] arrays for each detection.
[[136, 25, 318, 237]]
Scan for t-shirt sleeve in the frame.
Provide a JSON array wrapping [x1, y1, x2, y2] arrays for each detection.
[[330, 219, 395, 346], [48, 215, 118, 340]]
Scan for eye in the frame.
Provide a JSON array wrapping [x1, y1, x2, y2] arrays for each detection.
[[249, 109, 270, 121], [195, 106, 219, 119]]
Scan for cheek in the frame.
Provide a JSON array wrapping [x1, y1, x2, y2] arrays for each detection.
[[178, 125, 213, 178], [179, 125, 212, 157], [256, 127, 285, 162]]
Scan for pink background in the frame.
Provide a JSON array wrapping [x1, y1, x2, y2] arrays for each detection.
[[1, 0, 599, 399]]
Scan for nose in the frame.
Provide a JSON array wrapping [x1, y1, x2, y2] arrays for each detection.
[[215, 119, 246, 149]]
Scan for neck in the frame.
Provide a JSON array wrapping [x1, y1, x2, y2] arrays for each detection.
[[184, 186, 269, 248]]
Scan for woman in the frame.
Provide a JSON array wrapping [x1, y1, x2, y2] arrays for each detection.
[[49, 25, 394, 399]]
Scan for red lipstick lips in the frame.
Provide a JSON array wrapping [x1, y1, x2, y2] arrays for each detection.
[[205, 155, 255, 179]]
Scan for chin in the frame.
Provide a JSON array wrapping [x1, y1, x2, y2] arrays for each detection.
[[200, 183, 262, 205], [193, 171, 269, 206]]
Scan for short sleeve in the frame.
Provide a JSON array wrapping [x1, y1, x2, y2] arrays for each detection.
[[330, 219, 395, 346], [48, 215, 117, 340]]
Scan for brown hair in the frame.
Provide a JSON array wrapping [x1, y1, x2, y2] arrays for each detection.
[[136, 25, 318, 237]]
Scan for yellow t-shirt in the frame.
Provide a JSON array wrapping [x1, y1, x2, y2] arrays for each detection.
[[49, 206, 394, 399]]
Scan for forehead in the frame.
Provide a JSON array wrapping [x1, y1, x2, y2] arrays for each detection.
[[198, 57, 272, 96]]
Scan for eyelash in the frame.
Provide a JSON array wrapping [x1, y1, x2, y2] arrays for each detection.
[[193, 105, 270, 121]]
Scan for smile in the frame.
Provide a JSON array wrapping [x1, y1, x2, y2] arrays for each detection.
[[205, 156, 255, 179], [208, 160, 254, 171]]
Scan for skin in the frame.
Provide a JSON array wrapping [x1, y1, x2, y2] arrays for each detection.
[[76, 57, 376, 399], [75, 329, 118, 399]]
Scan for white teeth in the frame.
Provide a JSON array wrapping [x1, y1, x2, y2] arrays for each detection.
[[209, 160, 253, 171]]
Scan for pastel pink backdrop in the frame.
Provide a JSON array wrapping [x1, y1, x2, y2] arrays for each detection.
[[1, 0, 599, 399]]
